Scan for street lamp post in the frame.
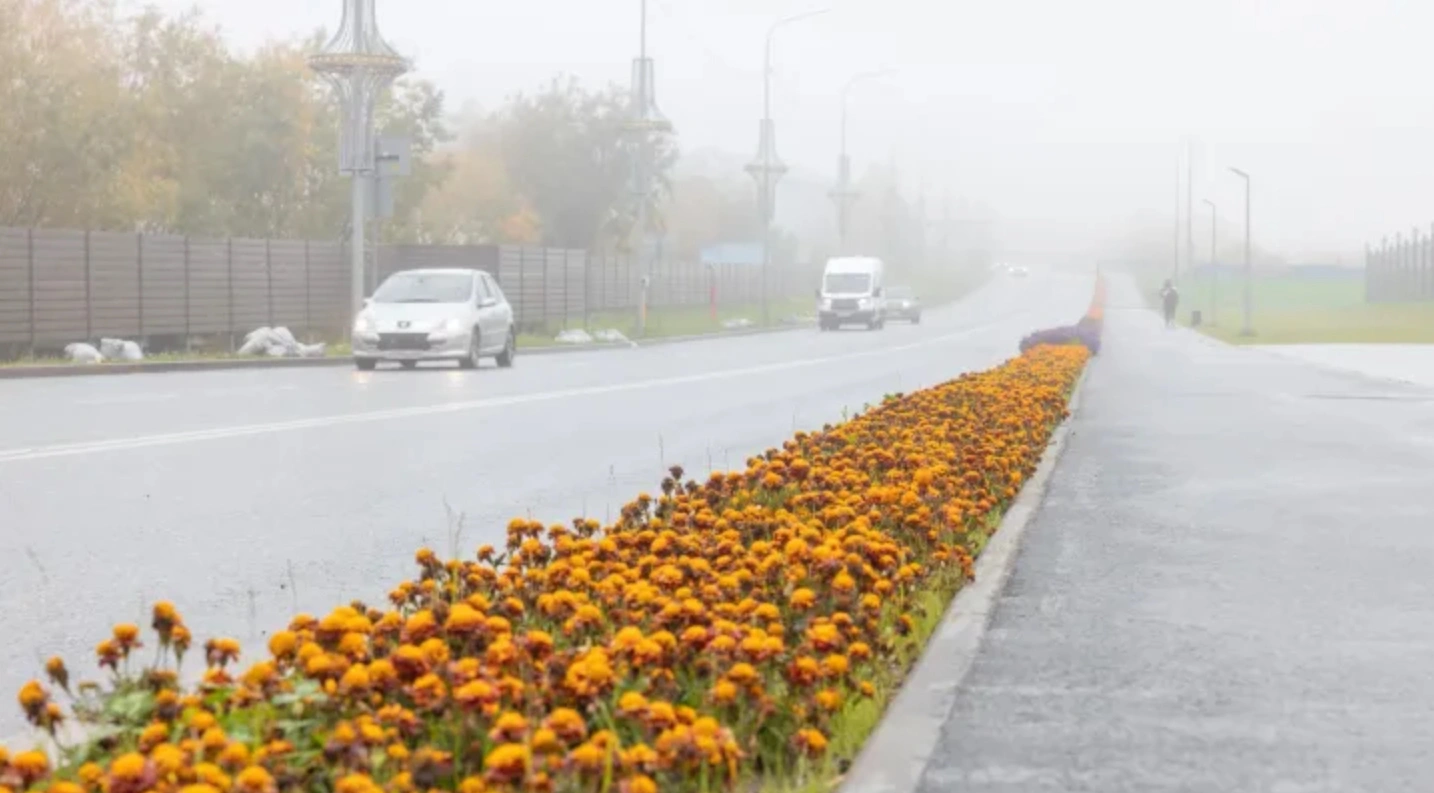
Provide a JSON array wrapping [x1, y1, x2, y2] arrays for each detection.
[[1202, 198, 1217, 327], [624, 0, 673, 337], [747, 8, 829, 327], [830, 68, 894, 253], [1229, 167, 1252, 336], [309, 0, 410, 324]]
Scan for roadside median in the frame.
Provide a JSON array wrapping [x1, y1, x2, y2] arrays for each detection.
[[0, 277, 1104, 793]]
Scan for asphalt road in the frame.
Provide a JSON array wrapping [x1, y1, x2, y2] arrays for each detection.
[[919, 276, 1434, 792], [0, 271, 1092, 737]]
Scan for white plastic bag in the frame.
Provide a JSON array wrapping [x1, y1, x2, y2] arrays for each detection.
[[555, 329, 594, 345], [238, 327, 274, 356], [64, 343, 104, 364], [297, 342, 327, 358], [118, 340, 144, 361]]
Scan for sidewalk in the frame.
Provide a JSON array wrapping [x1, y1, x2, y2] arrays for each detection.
[[917, 276, 1434, 792], [1253, 343, 1434, 389]]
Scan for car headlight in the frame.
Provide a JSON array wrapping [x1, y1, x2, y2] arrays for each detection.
[[441, 317, 464, 333], [353, 314, 376, 333]]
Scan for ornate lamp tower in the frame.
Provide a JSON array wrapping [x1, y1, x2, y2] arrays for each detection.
[[623, 0, 673, 336], [309, 0, 411, 321]]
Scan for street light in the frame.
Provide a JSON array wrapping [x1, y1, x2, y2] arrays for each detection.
[[746, 7, 830, 327], [1228, 166, 1252, 336], [1202, 198, 1217, 327], [831, 67, 896, 253], [309, 0, 411, 324]]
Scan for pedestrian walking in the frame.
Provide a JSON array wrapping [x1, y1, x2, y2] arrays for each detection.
[[1159, 279, 1180, 328]]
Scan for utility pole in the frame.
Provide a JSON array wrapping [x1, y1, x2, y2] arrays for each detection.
[[1185, 138, 1194, 286], [1203, 197, 1217, 327], [1229, 167, 1252, 336]]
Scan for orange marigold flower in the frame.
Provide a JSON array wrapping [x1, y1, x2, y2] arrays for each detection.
[[790, 588, 817, 610], [793, 727, 828, 757], [43, 657, 69, 691], [710, 679, 739, 705], [234, 766, 276, 793], [11, 750, 50, 785]]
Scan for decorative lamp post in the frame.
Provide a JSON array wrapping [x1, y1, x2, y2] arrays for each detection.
[[309, 0, 410, 323], [748, 9, 827, 328], [623, 0, 673, 336], [830, 68, 893, 254]]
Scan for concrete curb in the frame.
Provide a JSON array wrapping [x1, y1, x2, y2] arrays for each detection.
[[838, 363, 1092, 793], [0, 322, 813, 380]]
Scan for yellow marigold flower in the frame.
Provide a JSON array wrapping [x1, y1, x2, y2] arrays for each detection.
[[790, 588, 817, 610], [109, 752, 147, 780], [234, 766, 275, 793], [334, 774, 382, 793], [859, 680, 877, 697], [151, 742, 186, 775], [822, 653, 851, 678], [488, 711, 529, 743], [617, 690, 648, 718], [48, 782, 84, 793], [482, 743, 530, 783], [217, 742, 250, 770]]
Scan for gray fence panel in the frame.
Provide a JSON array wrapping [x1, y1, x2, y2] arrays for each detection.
[[89, 231, 141, 339], [142, 234, 188, 335], [0, 229, 30, 344], [231, 238, 269, 331], [32, 230, 88, 345], [187, 237, 231, 335], [269, 240, 309, 331]]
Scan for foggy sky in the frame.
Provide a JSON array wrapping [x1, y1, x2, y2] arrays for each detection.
[[132, 0, 1434, 260]]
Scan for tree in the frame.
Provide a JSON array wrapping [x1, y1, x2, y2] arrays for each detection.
[[496, 76, 677, 249]]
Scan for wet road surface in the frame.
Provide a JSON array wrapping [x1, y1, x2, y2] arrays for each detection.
[[920, 276, 1434, 792], [0, 272, 1092, 736]]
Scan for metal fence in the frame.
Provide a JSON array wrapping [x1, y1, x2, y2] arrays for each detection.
[[0, 227, 815, 353], [1366, 229, 1434, 303]]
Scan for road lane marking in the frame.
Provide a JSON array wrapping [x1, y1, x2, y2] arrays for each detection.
[[0, 324, 997, 465]]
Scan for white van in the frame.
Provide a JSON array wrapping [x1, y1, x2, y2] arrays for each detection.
[[816, 256, 886, 330]]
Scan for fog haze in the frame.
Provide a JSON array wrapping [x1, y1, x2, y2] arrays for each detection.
[[132, 0, 1434, 261]]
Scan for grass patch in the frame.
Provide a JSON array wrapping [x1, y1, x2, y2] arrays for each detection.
[[1143, 271, 1434, 344], [520, 298, 814, 348]]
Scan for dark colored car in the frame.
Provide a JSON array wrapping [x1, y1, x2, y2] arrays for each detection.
[[885, 286, 921, 323]]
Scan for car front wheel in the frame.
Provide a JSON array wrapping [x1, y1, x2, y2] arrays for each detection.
[[459, 330, 481, 370], [496, 329, 516, 368]]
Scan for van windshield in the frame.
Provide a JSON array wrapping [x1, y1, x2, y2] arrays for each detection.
[[372, 273, 474, 304], [824, 273, 871, 295]]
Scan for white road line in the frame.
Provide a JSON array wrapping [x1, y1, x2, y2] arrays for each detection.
[[0, 325, 991, 464]]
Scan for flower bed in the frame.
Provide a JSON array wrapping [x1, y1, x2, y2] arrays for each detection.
[[1019, 276, 1106, 356], [2, 310, 1097, 793]]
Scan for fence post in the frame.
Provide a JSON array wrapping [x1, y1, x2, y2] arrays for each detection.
[[226, 237, 235, 349], [26, 228, 35, 356], [84, 229, 92, 340], [561, 248, 569, 329], [542, 247, 550, 330], [583, 250, 591, 328], [303, 239, 312, 337], [183, 236, 191, 351], [265, 238, 274, 328], [137, 233, 145, 339], [518, 246, 527, 331]]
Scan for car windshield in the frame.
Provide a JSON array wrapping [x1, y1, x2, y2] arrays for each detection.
[[824, 273, 871, 294], [372, 273, 473, 304], [888, 286, 913, 299]]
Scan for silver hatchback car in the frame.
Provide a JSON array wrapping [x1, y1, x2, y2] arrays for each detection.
[[351, 268, 517, 371]]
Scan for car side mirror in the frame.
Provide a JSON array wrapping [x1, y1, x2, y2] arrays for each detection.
[[480, 297, 498, 308], [873, 287, 883, 297], [814, 288, 822, 299]]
